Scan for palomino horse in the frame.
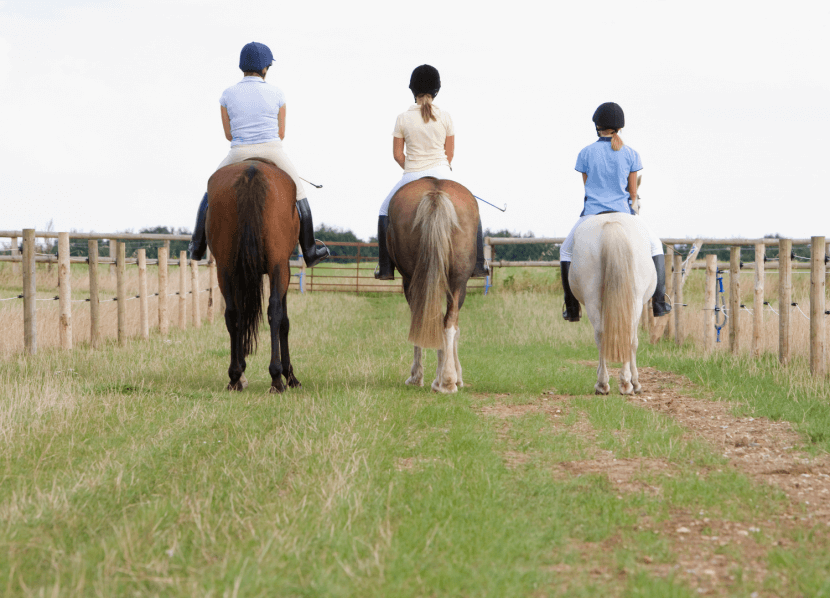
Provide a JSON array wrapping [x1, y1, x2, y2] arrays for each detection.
[[387, 178, 479, 393], [206, 158, 302, 393], [568, 212, 656, 395]]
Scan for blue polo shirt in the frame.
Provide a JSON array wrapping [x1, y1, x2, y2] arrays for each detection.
[[575, 138, 643, 215], [220, 76, 286, 147]]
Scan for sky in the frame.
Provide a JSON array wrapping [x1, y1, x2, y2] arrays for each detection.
[[1, 0, 829, 243]]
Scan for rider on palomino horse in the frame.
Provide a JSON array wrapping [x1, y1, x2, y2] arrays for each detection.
[[559, 102, 671, 322], [375, 65, 488, 280], [189, 42, 329, 267]]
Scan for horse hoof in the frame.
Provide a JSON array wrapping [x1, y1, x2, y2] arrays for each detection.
[[269, 384, 285, 394], [619, 385, 634, 395], [405, 377, 424, 387], [227, 381, 245, 392], [633, 385, 642, 395], [431, 380, 457, 394], [239, 374, 249, 389], [286, 374, 302, 388], [594, 385, 610, 395]]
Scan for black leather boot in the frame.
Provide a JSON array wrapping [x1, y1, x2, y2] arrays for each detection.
[[652, 254, 672, 317], [374, 215, 394, 280], [189, 192, 209, 261], [296, 198, 330, 268], [560, 261, 581, 322], [471, 219, 489, 278]]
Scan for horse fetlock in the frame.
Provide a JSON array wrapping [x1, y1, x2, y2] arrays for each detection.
[[285, 373, 302, 388], [405, 375, 424, 386]]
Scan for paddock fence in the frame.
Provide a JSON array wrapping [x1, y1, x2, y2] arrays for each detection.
[[0, 230, 488, 355]]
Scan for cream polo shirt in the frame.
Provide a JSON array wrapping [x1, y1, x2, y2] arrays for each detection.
[[393, 104, 455, 173]]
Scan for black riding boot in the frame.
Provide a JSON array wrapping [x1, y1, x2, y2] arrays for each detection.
[[652, 254, 672, 317], [374, 215, 395, 280], [471, 219, 489, 278], [296, 198, 330, 268], [189, 192, 209, 261], [560, 261, 581, 322]]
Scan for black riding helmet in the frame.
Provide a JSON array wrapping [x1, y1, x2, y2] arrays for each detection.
[[592, 102, 625, 131], [409, 64, 440, 99]]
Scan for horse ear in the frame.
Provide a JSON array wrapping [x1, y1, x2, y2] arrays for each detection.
[[637, 174, 642, 187]]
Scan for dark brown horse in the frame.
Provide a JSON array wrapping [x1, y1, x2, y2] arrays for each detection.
[[206, 158, 302, 393], [387, 177, 479, 393]]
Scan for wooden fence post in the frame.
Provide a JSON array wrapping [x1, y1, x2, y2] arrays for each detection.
[[779, 238, 792, 364], [179, 250, 187, 329], [158, 246, 168, 336], [673, 253, 683, 345], [207, 256, 217, 324], [664, 246, 675, 340], [729, 246, 741, 355], [191, 258, 201, 329], [58, 232, 73, 350], [88, 240, 100, 349], [811, 236, 826, 377], [23, 229, 37, 355], [138, 249, 149, 341], [11, 235, 19, 276], [703, 254, 717, 353], [117, 242, 127, 346], [753, 243, 764, 357]]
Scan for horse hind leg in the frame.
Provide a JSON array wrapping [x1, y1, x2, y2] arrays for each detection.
[[594, 328, 611, 395], [225, 297, 247, 391], [279, 293, 301, 389], [630, 328, 642, 394], [267, 272, 286, 394], [453, 325, 462, 388], [406, 346, 424, 386], [618, 361, 634, 395], [432, 297, 460, 394]]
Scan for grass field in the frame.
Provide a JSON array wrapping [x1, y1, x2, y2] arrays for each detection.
[[2, 286, 830, 597]]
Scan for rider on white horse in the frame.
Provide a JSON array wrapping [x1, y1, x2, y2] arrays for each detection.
[[559, 102, 671, 321]]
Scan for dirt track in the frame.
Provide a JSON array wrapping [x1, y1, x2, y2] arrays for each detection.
[[475, 365, 830, 596]]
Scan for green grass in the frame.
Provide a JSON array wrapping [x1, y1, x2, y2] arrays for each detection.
[[1, 291, 828, 596]]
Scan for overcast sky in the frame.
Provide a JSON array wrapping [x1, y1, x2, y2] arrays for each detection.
[[1, 0, 828, 242]]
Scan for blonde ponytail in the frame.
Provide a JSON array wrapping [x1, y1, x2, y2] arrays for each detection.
[[611, 130, 624, 151], [418, 94, 437, 124]]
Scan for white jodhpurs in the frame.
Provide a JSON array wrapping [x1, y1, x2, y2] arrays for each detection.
[[560, 213, 663, 261], [216, 140, 305, 201], [379, 164, 454, 216]]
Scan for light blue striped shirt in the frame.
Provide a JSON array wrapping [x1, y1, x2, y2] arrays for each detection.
[[220, 76, 286, 147]]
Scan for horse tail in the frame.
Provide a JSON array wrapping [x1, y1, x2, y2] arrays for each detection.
[[600, 221, 636, 362], [408, 189, 459, 348], [229, 163, 268, 357]]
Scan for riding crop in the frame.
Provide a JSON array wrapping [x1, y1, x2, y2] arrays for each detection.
[[299, 177, 323, 189], [473, 195, 506, 212]]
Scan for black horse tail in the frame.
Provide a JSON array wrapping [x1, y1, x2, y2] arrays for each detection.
[[230, 163, 268, 358]]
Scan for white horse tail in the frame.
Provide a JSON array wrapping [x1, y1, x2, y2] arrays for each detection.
[[600, 221, 636, 362], [408, 189, 459, 349]]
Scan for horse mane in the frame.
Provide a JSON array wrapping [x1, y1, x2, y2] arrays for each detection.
[[229, 162, 269, 357], [407, 189, 459, 348]]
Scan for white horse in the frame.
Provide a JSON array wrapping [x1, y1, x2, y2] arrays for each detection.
[[568, 212, 656, 395]]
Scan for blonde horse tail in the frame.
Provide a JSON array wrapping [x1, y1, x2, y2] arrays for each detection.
[[600, 221, 635, 362], [408, 190, 459, 348]]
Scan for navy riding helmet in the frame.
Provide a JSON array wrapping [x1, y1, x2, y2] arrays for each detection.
[[239, 41, 274, 72], [592, 102, 625, 132], [409, 64, 441, 99]]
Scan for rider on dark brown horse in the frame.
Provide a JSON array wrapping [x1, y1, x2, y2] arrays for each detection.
[[190, 42, 329, 267], [375, 64, 488, 280]]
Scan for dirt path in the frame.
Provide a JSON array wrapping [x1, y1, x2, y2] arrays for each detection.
[[473, 366, 830, 596]]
